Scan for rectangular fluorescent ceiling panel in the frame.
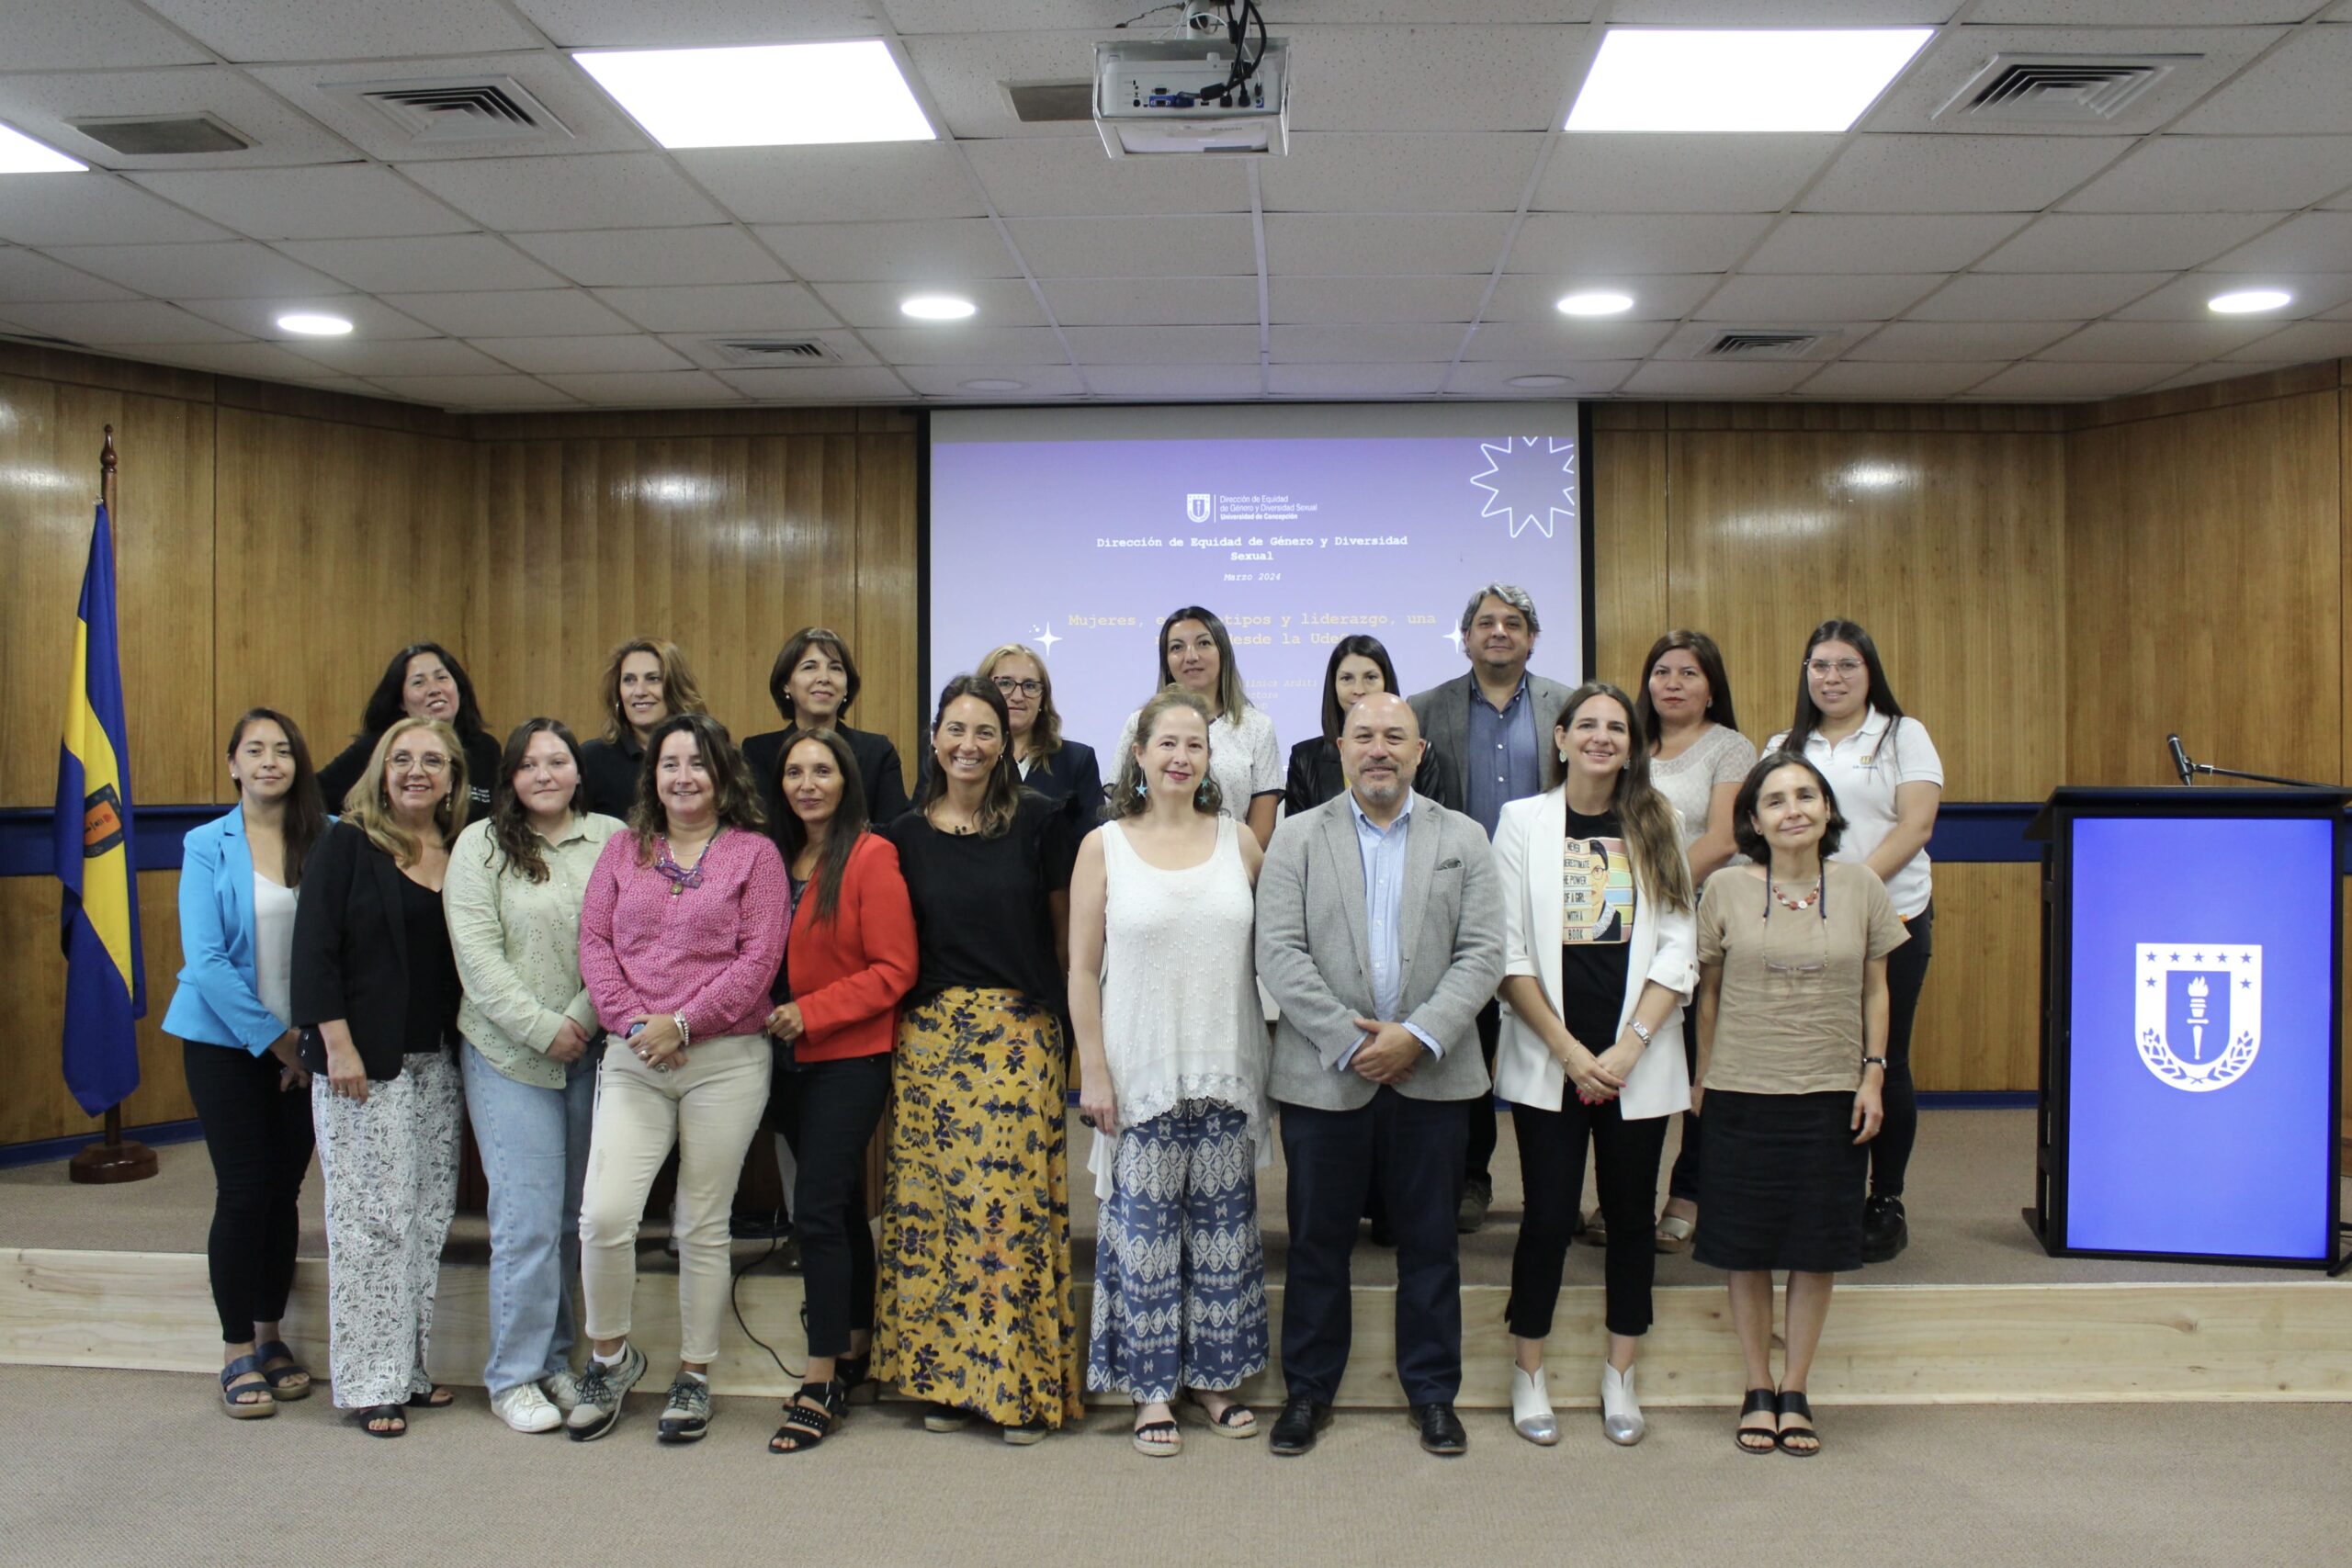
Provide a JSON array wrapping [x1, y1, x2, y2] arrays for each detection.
[[1567, 28, 1934, 133], [573, 40, 933, 148], [0, 119, 87, 173]]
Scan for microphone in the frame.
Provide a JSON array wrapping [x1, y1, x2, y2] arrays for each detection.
[[2166, 734, 2194, 787]]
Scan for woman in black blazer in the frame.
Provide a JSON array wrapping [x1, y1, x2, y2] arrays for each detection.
[[316, 642, 500, 815], [293, 717, 469, 1438], [915, 642, 1102, 837], [743, 627, 911, 831], [1283, 635, 1459, 815]]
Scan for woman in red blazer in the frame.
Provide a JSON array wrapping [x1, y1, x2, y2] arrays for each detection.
[[762, 728, 918, 1454]]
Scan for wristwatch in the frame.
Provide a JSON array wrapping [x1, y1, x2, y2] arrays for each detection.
[[1627, 1020, 1654, 1046], [1861, 1055, 1888, 1068]]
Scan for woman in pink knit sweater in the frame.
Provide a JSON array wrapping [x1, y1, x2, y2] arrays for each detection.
[[569, 714, 789, 1446]]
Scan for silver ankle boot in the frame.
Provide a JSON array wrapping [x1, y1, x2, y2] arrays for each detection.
[[1600, 1361, 1645, 1447]]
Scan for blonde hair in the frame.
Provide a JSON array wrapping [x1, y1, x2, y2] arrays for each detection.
[[599, 637, 708, 744], [341, 717, 468, 867], [977, 641, 1063, 760]]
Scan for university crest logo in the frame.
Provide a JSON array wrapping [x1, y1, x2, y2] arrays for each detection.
[[1186, 492, 1213, 525], [2133, 943, 2261, 1093]]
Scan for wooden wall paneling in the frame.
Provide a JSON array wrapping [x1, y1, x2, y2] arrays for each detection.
[[115, 392, 217, 807], [854, 432, 920, 767], [1589, 427, 1668, 690], [1908, 863, 2040, 1093], [0, 372, 111, 810]]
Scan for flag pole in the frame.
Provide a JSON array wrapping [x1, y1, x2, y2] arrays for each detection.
[[69, 425, 156, 1185]]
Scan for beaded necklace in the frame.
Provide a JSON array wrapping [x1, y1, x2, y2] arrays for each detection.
[[655, 827, 723, 897]]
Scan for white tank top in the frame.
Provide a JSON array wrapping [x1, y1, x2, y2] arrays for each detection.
[[252, 872, 298, 1030]]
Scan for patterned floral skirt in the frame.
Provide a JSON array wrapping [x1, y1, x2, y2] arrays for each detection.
[[873, 987, 1085, 1427]]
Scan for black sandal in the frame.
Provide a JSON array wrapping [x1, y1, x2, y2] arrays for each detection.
[[254, 1339, 311, 1401], [405, 1385, 455, 1409], [1775, 1389, 1819, 1457], [1734, 1387, 1779, 1454], [1132, 1416, 1182, 1458], [836, 1350, 880, 1405], [351, 1404, 407, 1438], [769, 1380, 846, 1454]]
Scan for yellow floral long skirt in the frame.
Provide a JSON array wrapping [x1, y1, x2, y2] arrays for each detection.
[[873, 987, 1085, 1428]]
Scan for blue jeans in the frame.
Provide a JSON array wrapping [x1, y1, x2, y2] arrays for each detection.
[[462, 1040, 597, 1394]]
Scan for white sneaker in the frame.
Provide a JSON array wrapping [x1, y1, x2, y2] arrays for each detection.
[[540, 1368, 582, 1415], [492, 1382, 562, 1434]]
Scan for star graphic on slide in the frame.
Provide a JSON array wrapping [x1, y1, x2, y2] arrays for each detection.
[[1470, 436, 1577, 540], [1443, 627, 1464, 652], [1031, 624, 1060, 655]]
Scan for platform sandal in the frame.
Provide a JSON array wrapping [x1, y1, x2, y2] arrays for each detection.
[[219, 1354, 276, 1420], [770, 1380, 847, 1454], [835, 1349, 880, 1405], [254, 1339, 311, 1401], [1734, 1387, 1778, 1454]]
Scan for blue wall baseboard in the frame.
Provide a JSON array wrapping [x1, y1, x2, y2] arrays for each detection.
[[0, 1117, 204, 1170]]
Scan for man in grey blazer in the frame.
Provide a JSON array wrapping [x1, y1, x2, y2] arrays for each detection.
[[1407, 582, 1573, 1234], [1256, 692, 1504, 1458]]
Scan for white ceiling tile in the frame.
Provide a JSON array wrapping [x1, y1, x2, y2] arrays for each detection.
[[1969, 3, 2308, 19], [1269, 364, 1453, 397], [2202, 212, 2352, 274], [1977, 212, 2281, 273], [41, 241, 348, 299], [1260, 134, 1543, 214], [656, 330, 878, 370], [125, 166, 475, 241], [511, 227, 789, 288], [1799, 135, 2135, 213], [1080, 365, 1264, 398], [1534, 135, 1842, 215], [590, 282, 840, 333], [1865, 25, 2286, 138], [247, 53, 653, 162], [1267, 213, 1515, 276], [138, 0, 538, 61], [757, 219, 1020, 282], [859, 325, 1070, 365], [365, 374, 581, 409], [1279, 25, 1594, 133], [1482, 272, 1717, 321], [1270, 275, 1490, 324], [0, 175, 229, 245], [285, 338, 510, 377], [2142, 361, 2296, 395], [1845, 320, 2081, 359], [894, 365, 1091, 398], [1041, 276, 1256, 327], [2113, 272, 2352, 321], [679, 144, 985, 224], [177, 294, 442, 340], [1268, 323, 1467, 364], [533, 370, 744, 405], [0, 1, 215, 68], [711, 367, 918, 402], [2222, 320, 2352, 363], [1507, 213, 1772, 275], [1064, 325, 1261, 365], [400, 154, 727, 233], [1743, 214, 2028, 274], [2061, 136, 2352, 215], [2173, 25, 2352, 134], [1694, 274, 1944, 322], [1966, 361, 2188, 398], [888, 1, 1595, 23], [469, 335, 695, 374], [1444, 359, 1637, 395], [1906, 272, 2173, 320], [0, 299, 248, 344], [1793, 362, 2001, 398], [2032, 320, 2282, 362], [515, 0, 892, 45], [811, 278, 1046, 329], [1605, 1, 1955, 17], [898, 30, 1106, 141], [1461, 318, 1675, 359], [384, 288, 636, 337], [90, 340, 355, 382], [0, 65, 363, 171], [964, 138, 1250, 219], [278, 235, 565, 293], [0, 247, 140, 302], [1620, 361, 1821, 396], [1009, 215, 1256, 278]]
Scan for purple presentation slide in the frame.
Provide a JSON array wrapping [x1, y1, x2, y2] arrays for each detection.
[[928, 405, 1586, 767]]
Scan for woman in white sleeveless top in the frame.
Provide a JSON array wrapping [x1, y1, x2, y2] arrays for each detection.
[[1069, 688, 1270, 1458]]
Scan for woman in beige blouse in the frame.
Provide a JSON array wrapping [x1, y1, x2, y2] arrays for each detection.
[[444, 719, 624, 1434], [1691, 750, 1904, 1459]]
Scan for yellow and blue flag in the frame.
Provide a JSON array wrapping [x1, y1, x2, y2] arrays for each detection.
[[54, 502, 144, 1116]]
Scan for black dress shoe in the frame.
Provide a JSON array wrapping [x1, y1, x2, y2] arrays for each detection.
[[1268, 1395, 1331, 1456], [1413, 1402, 1467, 1456], [1860, 1195, 1909, 1263]]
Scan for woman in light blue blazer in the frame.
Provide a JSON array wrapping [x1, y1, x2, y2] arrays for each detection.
[[163, 708, 330, 1420]]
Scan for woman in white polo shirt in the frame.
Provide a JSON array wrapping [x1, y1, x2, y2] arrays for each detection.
[[1767, 621, 1940, 1264]]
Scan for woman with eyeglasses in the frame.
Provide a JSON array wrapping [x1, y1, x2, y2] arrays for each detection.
[[1692, 750, 1905, 1459], [915, 643, 1102, 838], [1765, 620, 1941, 1265]]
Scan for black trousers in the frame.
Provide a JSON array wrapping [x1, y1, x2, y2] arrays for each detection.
[[1871, 901, 1934, 1201], [1280, 1088, 1467, 1407], [1508, 1095, 1669, 1339], [1666, 1002, 1702, 1203], [1462, 998, 1502, 1189], [181, 1039, 314, 1344], [771, 1053, 891, 1359]]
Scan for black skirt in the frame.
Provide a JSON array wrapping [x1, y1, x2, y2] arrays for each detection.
[[1690, 1089, 1868, 1273]]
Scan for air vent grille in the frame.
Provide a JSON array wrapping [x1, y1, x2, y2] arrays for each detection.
[[704, 338, 841, 367], [328, 76, 572, 145], [1939, 54, 2191, 124], [71, 115, 250, 155], [1704, 331, 1827, 360], [1005, 80, 1095, 124]]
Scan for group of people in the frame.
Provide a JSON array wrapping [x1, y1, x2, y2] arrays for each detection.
[[164, 585, 1942, 1462]]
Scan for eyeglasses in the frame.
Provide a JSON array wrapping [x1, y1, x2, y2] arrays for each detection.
[[992, 677, 1043, 698], [1805, 659, 1864, 678], [389, 751, 450, 773]]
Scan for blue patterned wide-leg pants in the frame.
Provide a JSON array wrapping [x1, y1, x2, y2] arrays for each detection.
[[1088, 1099, 1269, 1403]]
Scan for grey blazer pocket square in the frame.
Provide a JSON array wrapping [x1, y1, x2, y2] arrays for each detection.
[[1436, 858, 1463, 871]]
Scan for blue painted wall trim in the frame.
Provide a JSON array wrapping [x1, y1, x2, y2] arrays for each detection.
[[0, 1117, 204, 1169], [0, 803, 217, 877]]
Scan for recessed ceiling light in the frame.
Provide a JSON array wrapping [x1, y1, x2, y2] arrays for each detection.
[[275, 312, 354, 336], [961, 378, 1025, 391], [1507, 375, 1572, 389], [1556, 292, 1634, 317], [1566, 28, 1935, 133], [902, 295, 977, 321], [573, 40, 934, 149], [0, 119, 86, 173], [2207, 288, 2292, 315]]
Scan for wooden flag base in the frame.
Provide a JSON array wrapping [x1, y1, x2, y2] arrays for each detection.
[[68, 1107, 159, 1184]]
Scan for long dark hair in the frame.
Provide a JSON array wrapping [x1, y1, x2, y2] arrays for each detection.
[[358, 641, 488, 743], [914, 674, 1024, 840], [598, 637, 707, 745], [1155, 604, 1250, 720], [1546, 682, 1694, 916], [227, 708, 326, 889], [767, 626, 863, 725], [1731, 750, 1849, 863], [1318, 635, 1399, 742], [1634, 629, 1738, 742], [485, 718, 587, 885], [774, 728, 869, 926], [1785, 619, 1906, 755], [628, 713, 764, 863]]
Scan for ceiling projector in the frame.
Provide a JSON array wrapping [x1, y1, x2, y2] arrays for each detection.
[[1093, 28, 1289, 158]]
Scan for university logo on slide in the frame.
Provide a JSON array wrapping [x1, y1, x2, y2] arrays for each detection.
[[1185, 492, 1213, 525], [2133, 943, 2261, 1093]]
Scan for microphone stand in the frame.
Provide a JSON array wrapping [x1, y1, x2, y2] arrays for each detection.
[[2184, 761, 2342, 789]]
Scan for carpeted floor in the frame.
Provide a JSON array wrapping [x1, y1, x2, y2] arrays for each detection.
[[0, 1362, 2345, 1568]]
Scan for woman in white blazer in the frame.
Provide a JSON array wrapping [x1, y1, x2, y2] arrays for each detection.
[[1492, 682, 1697, 1450]]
